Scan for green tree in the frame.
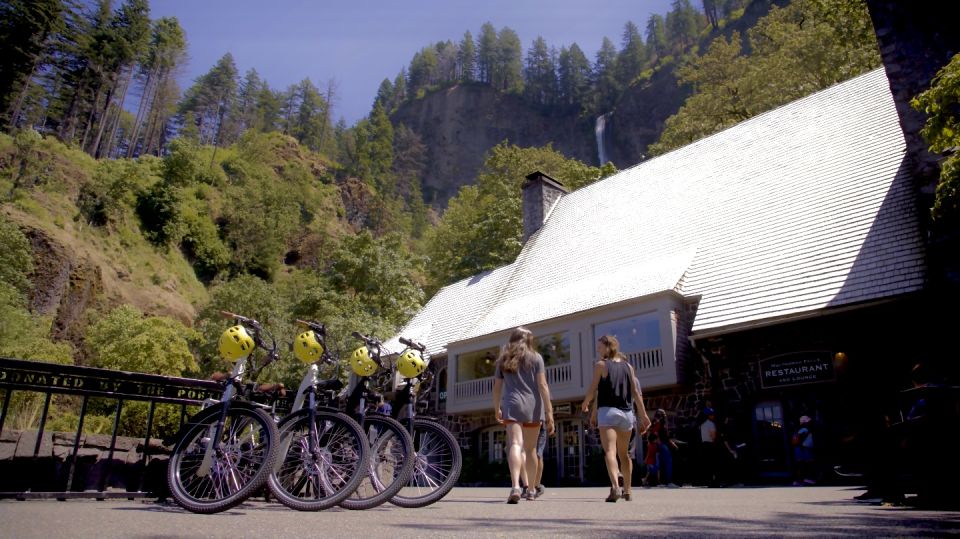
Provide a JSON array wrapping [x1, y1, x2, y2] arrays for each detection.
[[293, 78, 328, 151], [353, 101, 395, 193], [477, 22, 498, 84], [426, 142, 615, 289], [495, 27, 524, 93], [86, 304, 199, 375], [127, 17, 187, 157], [523, 36, 557, 107], [592, 37, 619, 112], [0, 0, 66, 128], [408, 46, 439, 94], [912, 52, 960, 229], [616, 21, 648, 88], [179, 52, 239, 147], [665, 0, 701, 54], [650, 0, 880, 155], [557, 44, 591, 110], [646, 14, 668, 62], [0, 214, 34, 297], [459, 30, 476, 82], [327, 231, 424, 327]]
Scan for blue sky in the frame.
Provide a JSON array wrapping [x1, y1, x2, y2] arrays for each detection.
[[149, 0, 676, 125]]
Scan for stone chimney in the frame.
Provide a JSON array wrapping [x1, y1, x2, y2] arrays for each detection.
[[522, 171, 567, 242]]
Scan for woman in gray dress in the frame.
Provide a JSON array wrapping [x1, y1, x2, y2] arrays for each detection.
[[492, 327, 555, 503], [581, 335, 651, 502]]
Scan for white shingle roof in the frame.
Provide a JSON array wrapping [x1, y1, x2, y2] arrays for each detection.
[[391, 68, 925, 354]]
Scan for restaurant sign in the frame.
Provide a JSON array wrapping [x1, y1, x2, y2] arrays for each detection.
[[759, 351, 835, 389]]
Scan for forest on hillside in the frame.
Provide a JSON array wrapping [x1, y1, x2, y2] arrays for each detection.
[[3, 0, 957, 436]]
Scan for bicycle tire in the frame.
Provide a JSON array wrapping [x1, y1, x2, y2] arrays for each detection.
[[340, 414, 415, 510], [167, 402, 279, 514], [390, 418, 462, 508], [267, 409, 369, 511]]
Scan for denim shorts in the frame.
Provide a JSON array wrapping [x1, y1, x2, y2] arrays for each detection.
[[598, 406, 635, 431]]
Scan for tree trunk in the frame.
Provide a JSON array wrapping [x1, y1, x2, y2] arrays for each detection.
[[81, 74, 106, 152], [90, 72, 118, 157], [127, 65, 157, 157], [7, 55, 42, 128], [103, 66, 134, 158]]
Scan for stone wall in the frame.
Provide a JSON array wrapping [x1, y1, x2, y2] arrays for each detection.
[[0, 429, 170, 495]]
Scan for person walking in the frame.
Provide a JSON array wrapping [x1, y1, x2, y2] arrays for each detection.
[[581, 335, 651, 502], [492, 327, 555, 503], [792, 415, 816, 486], [650, 409, 678, 487]]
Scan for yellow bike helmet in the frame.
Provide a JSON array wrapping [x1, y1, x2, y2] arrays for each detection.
[[350, 346, 378, 377], [396, 349, 426, 378], [219, 325, 255, 361], [294, 330, 324, 364]]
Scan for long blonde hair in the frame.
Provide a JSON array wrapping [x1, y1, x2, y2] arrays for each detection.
[[599, 334, 626, 360], [497, 327, 535, 374]]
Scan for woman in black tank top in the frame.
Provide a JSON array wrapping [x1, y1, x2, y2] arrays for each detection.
[[581, 335, 652, 502]]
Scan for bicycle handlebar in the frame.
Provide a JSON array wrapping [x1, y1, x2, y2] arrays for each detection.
[[296, 319, 326, 336], [399, 337, 426, 353]]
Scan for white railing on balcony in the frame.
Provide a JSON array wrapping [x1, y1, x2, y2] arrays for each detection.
[[627, 347, 663, 374], [454, 376, 494, 400], [454, 362, 574, 401], [545, 363, 572, 385]]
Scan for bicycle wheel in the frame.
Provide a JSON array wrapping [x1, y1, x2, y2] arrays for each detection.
[[390, 418, 462, 508], [267, 409, 369, 511], [340, 414, 415, 510], [167, 402, 279, 514]]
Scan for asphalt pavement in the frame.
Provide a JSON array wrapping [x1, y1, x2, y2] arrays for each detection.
[[1, 486, 958, 538]]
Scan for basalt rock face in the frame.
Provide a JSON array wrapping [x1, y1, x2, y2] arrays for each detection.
[[391, 80, 689, 208], [24, 227, 104, 357], [606, 67, 690, 168], [391, 84, 597, 207]]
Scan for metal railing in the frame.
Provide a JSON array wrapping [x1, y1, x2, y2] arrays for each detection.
[[0, 357, 222, 500]]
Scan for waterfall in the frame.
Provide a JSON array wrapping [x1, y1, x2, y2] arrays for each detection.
[[595, 113, 610, 166]]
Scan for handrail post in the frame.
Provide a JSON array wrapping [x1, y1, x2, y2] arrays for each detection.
[[33, 392, 52, 457], [64, 395, 89, 493], [97, 399, 124, 496]]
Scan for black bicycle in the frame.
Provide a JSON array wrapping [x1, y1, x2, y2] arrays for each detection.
[[334, 329, 416, 510], [166, 311, 281, 514], [386, 336, 462, 508], [264, 320, 372, 511]]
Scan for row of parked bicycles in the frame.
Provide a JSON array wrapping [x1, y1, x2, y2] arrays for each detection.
[[165, 312, 462, 514]]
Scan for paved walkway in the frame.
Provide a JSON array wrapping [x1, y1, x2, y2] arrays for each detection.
[[1, 486, 958, 538]]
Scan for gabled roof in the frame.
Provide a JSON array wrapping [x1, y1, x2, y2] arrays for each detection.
[[390, 68, 925, 356]]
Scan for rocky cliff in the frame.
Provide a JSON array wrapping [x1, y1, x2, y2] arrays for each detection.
[[391, 84, 598, 206], [391, 76, 687, 207]]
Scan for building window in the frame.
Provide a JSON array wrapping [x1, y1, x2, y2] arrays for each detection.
[[437, 368, 447, 403], [536, 331, 571, 367], [456, 346, 499, 382], [594, 313, 661, 354], [480, 426, 507, 463]]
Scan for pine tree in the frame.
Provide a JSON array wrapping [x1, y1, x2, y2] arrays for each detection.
[[458, 30, 476, 82], [646, 14, 668, 62], [0, 0, 67, 129], [523, 36, 557, 107], [593, 37, 619, 112], [477, 22, 497, 84], [616, 21, 647, 88], [495, 27, 523, 93], [558, 43, 591, 110]]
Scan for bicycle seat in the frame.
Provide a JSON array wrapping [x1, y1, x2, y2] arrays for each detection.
[[257, 382, 287, 398]]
